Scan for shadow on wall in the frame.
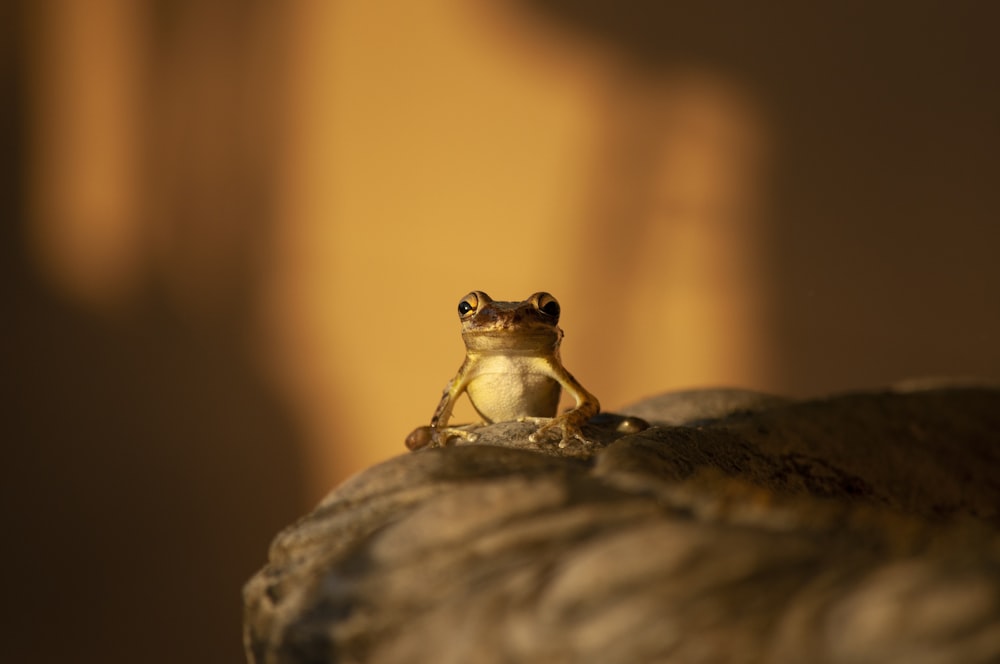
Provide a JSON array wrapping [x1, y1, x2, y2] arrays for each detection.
[[0, 2, 307, 663], [2, 269, 307, 664], [511, 0, 1000, 392]]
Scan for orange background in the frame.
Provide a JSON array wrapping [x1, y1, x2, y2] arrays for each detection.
[[4, 1, 999, 662]]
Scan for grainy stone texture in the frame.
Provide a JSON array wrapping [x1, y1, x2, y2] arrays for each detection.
[[244, 385, 1000, 664]]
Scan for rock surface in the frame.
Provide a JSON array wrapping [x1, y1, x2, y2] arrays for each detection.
[[244, 386, 1000, 664]]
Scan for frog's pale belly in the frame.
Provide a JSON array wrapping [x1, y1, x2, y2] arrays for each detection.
[[465, 355, 560, 422]]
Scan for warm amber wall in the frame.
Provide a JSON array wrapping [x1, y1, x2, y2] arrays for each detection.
[[5, 2, 1000, 663], [271, 0, 773, 489]]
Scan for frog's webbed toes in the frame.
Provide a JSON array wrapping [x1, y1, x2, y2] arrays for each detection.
[[528, 416, 592, 447], [449, 428, 480, 443], [434, 427, 479, 446], [405, 425, 479, 450]]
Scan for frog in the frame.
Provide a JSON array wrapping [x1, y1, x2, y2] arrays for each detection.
[[405, 291, 600, 451]]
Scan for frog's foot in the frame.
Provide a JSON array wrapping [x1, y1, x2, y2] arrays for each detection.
[[527, 414, 592, 448], [405, 425, 479, 451]]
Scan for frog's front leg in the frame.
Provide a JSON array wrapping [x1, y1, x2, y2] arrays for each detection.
[[405, 361, 479, 450], [528, 361, 600, 447]]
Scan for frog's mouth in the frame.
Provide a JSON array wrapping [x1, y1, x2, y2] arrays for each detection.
[[467, 305, 552, 327], [461, 328, 561, 354]]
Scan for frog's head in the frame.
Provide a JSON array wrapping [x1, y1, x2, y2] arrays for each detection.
[[457, 291, 563, 353]]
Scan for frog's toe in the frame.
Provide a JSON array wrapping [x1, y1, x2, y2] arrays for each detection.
[[556, 427, 591, 448], [529, 419, 590, 447], [437, 427, 479, 445], [527, 424, 556, 444], [407, 425, 480, 450]]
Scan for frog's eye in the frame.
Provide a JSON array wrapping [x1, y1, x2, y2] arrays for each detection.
[[458, 292, 479, 318], [536, 293, 560, 319]]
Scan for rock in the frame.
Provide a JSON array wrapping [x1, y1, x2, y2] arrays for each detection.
[[244, 386, 1000, 664], [621, 387, 791, 425]]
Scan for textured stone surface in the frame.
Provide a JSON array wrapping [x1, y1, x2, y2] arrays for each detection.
[[244, 386, 1000, 664]]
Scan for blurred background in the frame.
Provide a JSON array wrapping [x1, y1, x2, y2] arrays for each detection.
[[3, 1, 999, 662]]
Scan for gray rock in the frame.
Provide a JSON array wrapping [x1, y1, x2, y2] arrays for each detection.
[[621, 387, 790, 425], [244, 386, 1000, 664]]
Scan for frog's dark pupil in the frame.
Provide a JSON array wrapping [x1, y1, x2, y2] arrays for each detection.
[[541, 301, 560, 318], [458, 301, 474, 316]]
